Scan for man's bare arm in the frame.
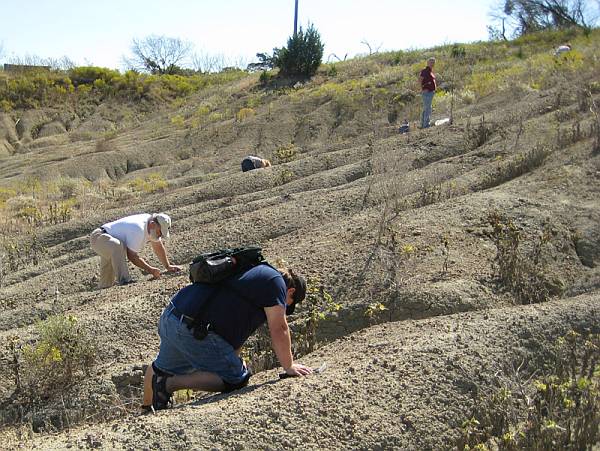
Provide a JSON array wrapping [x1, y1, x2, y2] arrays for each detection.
[[126, 247, 161, 279], [150, 240, 182, 272], [264, 305, 312, 376]]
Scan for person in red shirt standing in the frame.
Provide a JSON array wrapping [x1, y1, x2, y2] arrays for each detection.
[[419, 57, 437, 129]]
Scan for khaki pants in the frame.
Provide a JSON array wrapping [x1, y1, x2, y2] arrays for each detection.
[[89, 228, 131, 289]]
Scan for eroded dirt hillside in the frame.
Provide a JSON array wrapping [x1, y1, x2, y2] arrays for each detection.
[[8, 296, 600, 450], [0, 30, 599, 449]]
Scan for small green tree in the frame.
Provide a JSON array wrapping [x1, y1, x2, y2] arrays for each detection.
[[274, 24, 324, 78]]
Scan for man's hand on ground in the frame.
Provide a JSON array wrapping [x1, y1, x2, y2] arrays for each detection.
[[284, 363, 313, 377], [149, 267, 162, 279], [166, 265, 183, 273]]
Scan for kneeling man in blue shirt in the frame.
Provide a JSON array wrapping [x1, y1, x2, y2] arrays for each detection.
[[143, 263, 312, 410]]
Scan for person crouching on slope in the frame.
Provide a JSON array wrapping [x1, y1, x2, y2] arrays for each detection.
[[143, 264, 312, 411], [89, 212, 182, 289], [241, 155, 272, 172]]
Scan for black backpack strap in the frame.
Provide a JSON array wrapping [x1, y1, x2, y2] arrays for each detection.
[[187, 285, 223, 339]]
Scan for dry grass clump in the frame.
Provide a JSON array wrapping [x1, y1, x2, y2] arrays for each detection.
[[458, 331, 600, 451], [465, 115, 495, 150], [170, 114, 185, 128], [0, 177, 90, 228], [590, 92, 600, 155], [487, 211, 563, 305], [235, 107, 256, 122], [480, 145, 551, 190], [0, 231, 46, 286], [127, 173, 168, 194], [0, 173, 167, 230]]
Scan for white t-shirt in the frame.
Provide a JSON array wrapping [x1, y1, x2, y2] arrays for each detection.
[[102, 214, 151, 253]]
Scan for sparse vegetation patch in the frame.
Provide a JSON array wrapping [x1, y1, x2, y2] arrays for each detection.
[[458, 331, 600, 450], [487, 211, 563, 304], [18, 315, 97, 400]]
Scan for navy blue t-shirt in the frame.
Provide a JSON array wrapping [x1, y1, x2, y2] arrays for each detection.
[[170, 264, 287, 349]]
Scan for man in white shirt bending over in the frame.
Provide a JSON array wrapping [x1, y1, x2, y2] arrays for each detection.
[[89, 213, 182, 289]]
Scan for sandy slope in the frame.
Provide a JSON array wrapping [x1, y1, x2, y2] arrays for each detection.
[[6, 295, 597, 450]]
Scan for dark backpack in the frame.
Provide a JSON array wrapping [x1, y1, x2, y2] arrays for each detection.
[[186, 246, 265, 340], [189, 246, 264, 284]]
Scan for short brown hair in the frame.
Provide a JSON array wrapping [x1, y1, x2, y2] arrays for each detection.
[[279, 267, 307, 306]]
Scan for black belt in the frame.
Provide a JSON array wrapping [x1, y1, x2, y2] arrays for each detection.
[[169, 305, 196, 327], [169, 304, 217, 339]]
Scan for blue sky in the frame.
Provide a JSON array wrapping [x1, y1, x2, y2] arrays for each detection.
[[1, 0, 495, 70]]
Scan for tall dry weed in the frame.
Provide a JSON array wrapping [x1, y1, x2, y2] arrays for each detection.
[[487, 211, 562, 304]]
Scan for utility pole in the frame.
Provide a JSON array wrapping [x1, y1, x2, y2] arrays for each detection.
[[294, 0, 299, 36]]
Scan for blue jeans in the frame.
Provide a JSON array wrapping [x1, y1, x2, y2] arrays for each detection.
[[421, 91, 435, 128], [153, 306, 250, 385]]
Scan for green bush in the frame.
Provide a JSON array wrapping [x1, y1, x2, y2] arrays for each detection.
[[158, 74, 196, 97], [18, 315, 96, 401], [127, 173, 168, 193], [68, 66, 120, 85], [451, 44, 467, 58], [0, 62, 248, 109], [259, 70, 273, 85], [275, 24, 324, 78], [0, 74, 63, 108], [0, 71, 75, 108], [111, 70, 152, 100], [326, 64, 338, 77]]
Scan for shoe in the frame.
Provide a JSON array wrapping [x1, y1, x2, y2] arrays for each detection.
[[118, 279, 136, 286], [151, 368, 173, 411]]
